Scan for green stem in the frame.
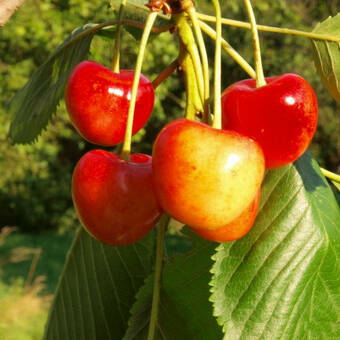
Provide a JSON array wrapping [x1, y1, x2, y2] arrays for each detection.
[[321, 168, 340, 183], [112, 0, 126, 73], [121, 11, 158, 160], [197, 13, 340, 43], [199, 21, 256, 79], [187, 6, 210, 123], [244, 0, 266, 88], [152, 58, 178, 89], [179, 40, 204, 120], [175, 14, 205, 105], [212, 0, 222, 129], [147, 214, 170, 340]]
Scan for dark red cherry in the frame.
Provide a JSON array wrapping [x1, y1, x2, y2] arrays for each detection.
[[222, 73, 318, 168], [65, 61, 154, 146], [72, 150, 162, 246]]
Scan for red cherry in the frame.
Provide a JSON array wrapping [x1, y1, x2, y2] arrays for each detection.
[[222, 73, 318, 168], [189, 190, 260, 242], [152, 118, 265, 230], [65, 61, 154, 146], [72, 150, 162, 246]]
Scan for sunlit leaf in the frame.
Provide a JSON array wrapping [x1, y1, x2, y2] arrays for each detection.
[[210, 152, 340, 339]]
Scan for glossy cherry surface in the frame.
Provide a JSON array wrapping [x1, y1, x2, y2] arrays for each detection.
[[222, 73, 318, 168], [65, 61, 154, 146], [72, 150, 162, 246], [190, 190, 260, 242], [152, 118, 265, 230]]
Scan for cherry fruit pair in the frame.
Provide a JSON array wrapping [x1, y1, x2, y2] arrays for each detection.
[[67, 61, 161, 246]]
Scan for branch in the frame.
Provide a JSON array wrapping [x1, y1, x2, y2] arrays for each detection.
[[0, 0, 25, 26]]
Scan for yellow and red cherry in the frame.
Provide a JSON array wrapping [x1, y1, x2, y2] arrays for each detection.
[[152, 118, 265, 230]]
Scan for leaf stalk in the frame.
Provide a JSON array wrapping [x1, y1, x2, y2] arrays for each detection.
[[147, 214, 170, 340]]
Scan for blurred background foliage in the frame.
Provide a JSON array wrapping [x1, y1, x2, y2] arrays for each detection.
[[0, 1, 339, 338]]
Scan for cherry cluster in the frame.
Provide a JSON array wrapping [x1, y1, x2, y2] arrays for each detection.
[[66, 60, 318, 246]]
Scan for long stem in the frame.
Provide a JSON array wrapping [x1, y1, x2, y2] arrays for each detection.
[[243, 0, 266, 88], [121, 12, 158, 160], [187, 7, 210, 123], [212, 0, 222, 129], [175, 14, 205, 105], [199, 21, 256, 79], [112, 0, 126, 72], [197, 13, 340, 43], [321, 168, 340, 184], [179, 40, 204, 120], [152, 58, 178, 89], [147, 214, 170, 340]]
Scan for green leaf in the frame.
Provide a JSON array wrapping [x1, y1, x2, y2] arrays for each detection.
[[210, 152, 340, 339], [312, 13, 340, 103], [44, 228, 156, 340], [9, 23, 104, 144], [123, 231, 223, 339]]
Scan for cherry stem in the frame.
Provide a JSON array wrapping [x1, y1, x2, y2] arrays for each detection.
[[121, 11, 158, 161], [178, 40, 204, 120], [147, 214, 170, 340], [152, 58, 178, 89], [112, 0, 126, 73], [211, 0, 222, 130], [187, 7, 210, 123], [175, 14, 205, 106], [243, 0, 266, 88], [199, 21, 256, 79], [321, 168, 340, 184], [197, 13, 340, 43]]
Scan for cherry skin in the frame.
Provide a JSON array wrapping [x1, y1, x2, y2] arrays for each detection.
[[189, 190, 260, 242], [72, 150, 162, 246], [152, 118, 265, 230], [65, 61, 154, 146], [221, 73, 318, 169]]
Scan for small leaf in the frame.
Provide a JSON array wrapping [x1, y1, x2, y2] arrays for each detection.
[[123, 231, 223, 339], [9, 23, 105, 144], [312, 13, 340, 103], [210, 152, 340, 339], [44, 228, 156, 340]]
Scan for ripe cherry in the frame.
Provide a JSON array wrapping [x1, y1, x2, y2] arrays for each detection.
[[189, 190, 260, 242], [65, 61, 154, 146], [222, 73, 318, 169], [152, 118, 265, 230], [72, 150, 162, 246]]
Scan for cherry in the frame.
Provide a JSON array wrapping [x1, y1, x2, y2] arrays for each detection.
[[65, 61, 154, 146], [189, 190, 260, 242], [221, 73, 318, 169], [72, 150, 162, 246], [152, 118, 265, 230]]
